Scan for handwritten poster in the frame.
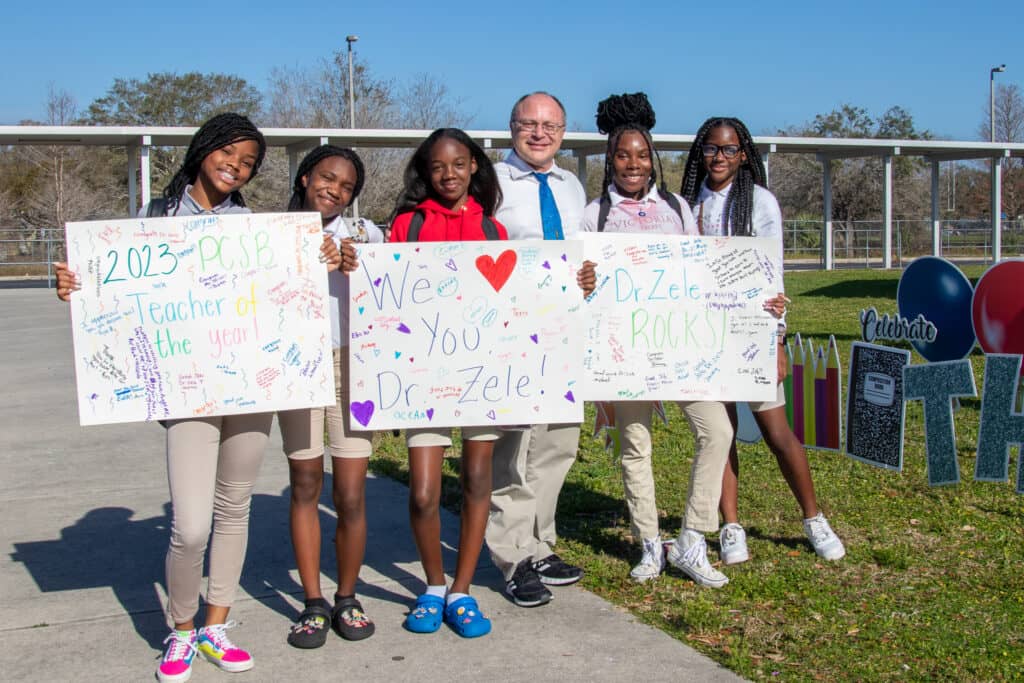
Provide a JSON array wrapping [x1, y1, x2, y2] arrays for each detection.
[[347, 241, 585, 430], [580, 233, 783, 402], [65, 212, 334, 426]]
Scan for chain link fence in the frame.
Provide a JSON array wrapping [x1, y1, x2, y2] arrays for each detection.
[[782, 219, 1024, 268], [0, 227, 65, 284]]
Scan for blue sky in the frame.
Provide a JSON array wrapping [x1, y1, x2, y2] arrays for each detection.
[[3, 0, 1021, 140]]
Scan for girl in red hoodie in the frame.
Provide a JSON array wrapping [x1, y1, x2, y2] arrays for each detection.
[[389, 128, 505, 638], [389, 128, 507, 242]]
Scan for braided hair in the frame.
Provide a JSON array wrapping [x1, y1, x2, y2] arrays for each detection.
[[162, 112, 266, 211], [595, 92, 666, 201], [391, 128, 502, 220], [287, 145, 365, 212], [680, 117, 766, 236]]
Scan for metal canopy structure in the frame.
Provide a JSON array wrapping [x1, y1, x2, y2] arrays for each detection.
[[2, 125, 1022, 269]]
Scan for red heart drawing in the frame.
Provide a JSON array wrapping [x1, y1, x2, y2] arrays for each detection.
[[475, 250, 517, 292]]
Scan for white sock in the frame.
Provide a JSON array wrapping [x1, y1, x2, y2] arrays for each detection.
[[425, 584, 446, 599], [446, 592, 469, 606]]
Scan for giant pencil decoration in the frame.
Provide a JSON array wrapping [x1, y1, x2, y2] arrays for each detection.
[[784, 341, 795, 427], [825, 336, 842, 449], [803, 337, 817, 446], [785, 334, 843, 452], [791, 333, 805, 443], [814, 346, 827, 447]]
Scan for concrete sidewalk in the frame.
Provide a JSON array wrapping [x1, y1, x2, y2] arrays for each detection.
[[0, 287, 741, 682]]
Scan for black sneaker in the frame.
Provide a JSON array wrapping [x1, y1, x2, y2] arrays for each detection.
[[532, 553, 584, 586], [506, 559, 553, 607]]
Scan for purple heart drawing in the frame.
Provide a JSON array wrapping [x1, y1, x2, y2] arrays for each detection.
[[426, 408, 435, 421], [486, 410, 496, 420], [445, 258, 457, 271], [561, 253, 567, 261], [351, 400, 375, 427], [529, 333, 539, 344], [373, 277, 382, 286], [564, 390, 575, 403], [542, 260, 551, 269], [397, 322, 411, 334]]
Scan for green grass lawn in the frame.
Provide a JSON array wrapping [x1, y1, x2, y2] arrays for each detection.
[[369, 267, 1024, 682]]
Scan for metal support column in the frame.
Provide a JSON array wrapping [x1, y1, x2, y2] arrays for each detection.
[[991, 156, 1002, 262], [822, 156, 833, 270], [140, 135, 152, 208], [127, 144, 138, 215], [931, 160, 940, 257], [883, 154, 893, 269], [575, 150, 587, 189]]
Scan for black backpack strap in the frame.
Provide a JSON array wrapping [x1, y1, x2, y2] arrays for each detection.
[[482, 216, 500, 241], [146, 198, 169, 217], [406, 210, 425, 242], [658, 188, 684, 222], [596, 195, 612, 232]]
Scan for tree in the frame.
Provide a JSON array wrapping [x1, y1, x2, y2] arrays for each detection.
[[770, 104, 934, 257], [86, 72, 263, 208], [978, 83, 1024, 147], [976, 83, 1024, 220], [264, 54, 471, 221], [87, 72, 261, 126], [7, 87, 119, 261]]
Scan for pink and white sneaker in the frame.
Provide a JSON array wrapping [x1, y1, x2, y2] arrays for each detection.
[[197, 621, 254, 673], [157, 629, 197, 683]]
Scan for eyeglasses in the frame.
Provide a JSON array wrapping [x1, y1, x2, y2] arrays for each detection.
[[514, 119, 565, 135], [702, 144, 741, 159]]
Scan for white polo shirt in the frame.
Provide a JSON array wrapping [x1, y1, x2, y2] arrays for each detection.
[[582, 185, 697, 235], [324, 216, 384, 348], [493, 150, 587, 239]]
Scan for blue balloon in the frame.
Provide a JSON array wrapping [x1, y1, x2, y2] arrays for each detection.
[[897, 257, 975, 361]]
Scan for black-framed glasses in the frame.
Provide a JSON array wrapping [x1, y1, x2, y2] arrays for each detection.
[[514, 119, 565, 135], [701, 144, 741, 159]]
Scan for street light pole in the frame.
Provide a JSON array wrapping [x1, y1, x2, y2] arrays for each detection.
[[346, 34, 360, 218], [990, 64, 1006, 143]]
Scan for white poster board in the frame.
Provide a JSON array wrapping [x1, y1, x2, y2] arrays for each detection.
[[347, 241, 585, 430], [66, 212, 334, 425], [580, 233, 783, 402]]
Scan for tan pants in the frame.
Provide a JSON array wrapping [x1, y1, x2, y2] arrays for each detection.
[[164, 412, 272, 624], [486, 423, 581, 580], [615, 400, 733, 538], [279, 348, 373, 460]]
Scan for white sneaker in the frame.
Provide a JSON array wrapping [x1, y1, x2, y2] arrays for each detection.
[[666, 531, 728, 588], [629, 537, 665, 582], [803, 513, 846, 561], [719, 523, 749, 565]]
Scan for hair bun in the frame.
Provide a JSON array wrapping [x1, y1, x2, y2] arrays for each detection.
[[595, 92, 656, 135]]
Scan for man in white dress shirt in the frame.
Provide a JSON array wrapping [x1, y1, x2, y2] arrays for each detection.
[[486, 92, 588, 607]]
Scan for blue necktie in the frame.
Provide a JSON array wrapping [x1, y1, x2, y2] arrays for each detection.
[[533, 172, 564, 240]]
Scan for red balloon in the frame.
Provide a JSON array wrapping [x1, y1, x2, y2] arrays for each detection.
[[972, 260, 1024, 356]]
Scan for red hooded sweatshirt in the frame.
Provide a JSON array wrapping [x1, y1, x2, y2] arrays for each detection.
[[389, 197, 508, 243]]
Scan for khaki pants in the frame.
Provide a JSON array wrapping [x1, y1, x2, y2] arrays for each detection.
[[279, 348, 373, 460], [615, 400, 732, 539], [164, 412, 272, 624], [486, 423, 581, 580]]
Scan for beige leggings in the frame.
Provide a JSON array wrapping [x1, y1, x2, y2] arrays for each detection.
[[164, 413, 273, 624]]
